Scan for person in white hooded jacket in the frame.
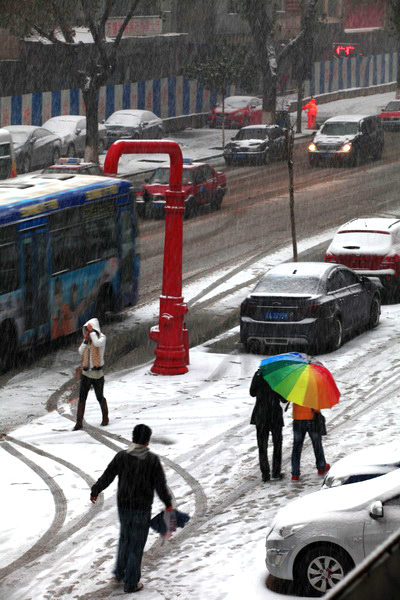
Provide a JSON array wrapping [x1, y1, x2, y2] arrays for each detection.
[[73, 317, 108, 431]]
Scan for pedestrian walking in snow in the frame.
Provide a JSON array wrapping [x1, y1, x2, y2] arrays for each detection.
[[302, 97, 318, 129], [250, 368, 287, 482], [73, 317, 108, 430], [90, 424, 174, 594], [291, 404, 330, 481]]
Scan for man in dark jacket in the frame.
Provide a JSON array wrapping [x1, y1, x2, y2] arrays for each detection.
[[250, 369, 287, 482], [90, 424, 173, 593]]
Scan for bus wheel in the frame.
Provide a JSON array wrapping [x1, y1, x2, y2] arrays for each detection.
[[0, 321, 17, 373], [96, 285, 114, 323]]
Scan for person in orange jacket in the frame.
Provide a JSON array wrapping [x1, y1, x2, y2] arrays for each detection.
[[302, 97, 318, 129], [291, 403, 330, 481]]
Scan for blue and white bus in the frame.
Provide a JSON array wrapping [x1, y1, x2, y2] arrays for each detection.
[[0, 173, 140, 370]]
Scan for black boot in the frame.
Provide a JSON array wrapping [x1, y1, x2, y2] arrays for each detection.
[[73, 400, 86, 430], [99, 398, 109, 426]]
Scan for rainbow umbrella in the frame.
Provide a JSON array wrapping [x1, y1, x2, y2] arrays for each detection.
[[259, 352, 340, 410]]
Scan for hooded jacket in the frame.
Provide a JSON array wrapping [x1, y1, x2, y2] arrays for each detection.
[[250, 369, 287, 430], [302, 99, 317, 115], [79, 318, 106, 378], [91, 444, 172, 511]]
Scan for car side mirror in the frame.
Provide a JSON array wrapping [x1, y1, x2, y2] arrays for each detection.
[[76, 128, 81, 135], [370, 500, 384, 519]]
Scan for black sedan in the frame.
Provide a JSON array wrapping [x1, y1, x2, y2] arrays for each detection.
[[104, 109, 164, 149], [240, 262, 381, 354], [5, 125, 62, 173], [223, 124, 287, 166]]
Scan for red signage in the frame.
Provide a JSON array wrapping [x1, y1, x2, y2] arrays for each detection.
[[334, 44, 361, 58], [105, 17, 162, 38]]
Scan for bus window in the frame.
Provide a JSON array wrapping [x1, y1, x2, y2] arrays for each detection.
[[0, 242, 18, 293]]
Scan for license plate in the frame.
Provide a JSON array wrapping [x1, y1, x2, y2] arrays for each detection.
[[320, 153, 332, 158], [265, 311, 289, 321], [236, 153, 247, 158]]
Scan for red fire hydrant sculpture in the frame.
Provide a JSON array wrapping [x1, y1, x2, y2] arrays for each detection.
[[104, 140, 189, 375]]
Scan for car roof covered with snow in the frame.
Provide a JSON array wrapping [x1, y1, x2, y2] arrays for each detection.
[[323, 114, 378, 123]]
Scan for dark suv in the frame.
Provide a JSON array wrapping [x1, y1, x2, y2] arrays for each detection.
[[308, 114, 384, 167]]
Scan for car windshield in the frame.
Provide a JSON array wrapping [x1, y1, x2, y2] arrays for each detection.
[[225, 98, 250, 108], [148, 167, 192, 185], [254, 274, 322, 294], [235, 129, 267, 140], [106, 114, 140, 126], [320, 121, 359, 135], [384, 101, 400, 111]]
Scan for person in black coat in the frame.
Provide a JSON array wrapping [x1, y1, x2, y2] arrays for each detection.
[[250, 369, 287, 482], [90, 424, 173, 594]]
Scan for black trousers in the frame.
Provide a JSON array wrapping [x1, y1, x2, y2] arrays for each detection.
[[256, 425, 283, 479], [79, 374, 105, 403]]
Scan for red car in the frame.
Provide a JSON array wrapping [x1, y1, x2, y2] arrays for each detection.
[[208, 96, 262, 129], [42, 157, 104, 175], [379, 100, 400, 131], [136, 160, 227, 218]]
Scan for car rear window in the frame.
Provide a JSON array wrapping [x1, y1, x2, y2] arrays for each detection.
[[254, 274, 321, 294], [384, 102, 400, 112], [332, 230, 392, 253]]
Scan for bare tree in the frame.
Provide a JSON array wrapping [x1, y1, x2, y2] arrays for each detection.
[[0, 0, 141, 162]]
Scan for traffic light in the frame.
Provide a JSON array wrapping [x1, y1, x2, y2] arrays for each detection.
[[333, 43, 362, 58]]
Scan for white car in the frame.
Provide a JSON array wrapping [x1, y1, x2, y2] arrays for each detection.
[[266, 469, 400, 596], [322, 442, 400, 489], [43, 115, 106, 157]]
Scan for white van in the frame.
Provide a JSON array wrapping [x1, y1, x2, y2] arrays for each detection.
[[0, 127, 17, 179], [266, 469, 400, 596]]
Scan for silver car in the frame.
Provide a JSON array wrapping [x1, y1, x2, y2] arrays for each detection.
[[104, 109, 164, 148], [42, 115, 107, 157], [5, 125, 62, 173], [266, 469, 400, 596]]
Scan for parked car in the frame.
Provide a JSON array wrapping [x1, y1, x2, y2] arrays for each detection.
[[0, 127, 17, 179], [223, 124, 287, 166], [322, 442, 400, 489], [42, 115, 106, 157], [379, 99, 400, 131], [266, 469, 400, 596], [104, 109, 164, 148], [5, 125, 62, 173], [325, 217, 400, 300], [308, 114, 384, 167], [208, 96, 262, 129], [239, 262, 381, 354], [136, 160, 227, 219], [42, 157, 103, 176]]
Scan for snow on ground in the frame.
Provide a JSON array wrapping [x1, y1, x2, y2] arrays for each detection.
[[1, 90, 400, 599]]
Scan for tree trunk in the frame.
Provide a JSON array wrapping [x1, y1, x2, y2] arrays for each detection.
[[397, 42, 400, 99], [222, 96, 225, 149], [296, 77, 304, 134], [82, 84, 100, 164], [286, 128, 297, 261], [262, 70, 276, 124]]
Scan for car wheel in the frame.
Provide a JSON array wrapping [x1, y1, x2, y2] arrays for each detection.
[[243, 116, 250, 127], [184, 197, 196, 219], [373, 144, 383, 160], [247, 339, 263, 354], [98, 139, 105, 155], [263, 150, 270, 165], [224, 157, 232, 166], [67, 143, 75, 158], [211, 190, 223, 211], [329, 317, 343, 351], [52, 148, 61, 164], [309, 156, 318, 167], [295, 544, 353, 597], [368, 295, 380, 329], [96, 285, 114, 323], [23, 154, 31, 174], [352, 149, 361, 167]]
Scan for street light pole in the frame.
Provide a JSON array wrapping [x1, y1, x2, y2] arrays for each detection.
[[104, 140, 189, 375]]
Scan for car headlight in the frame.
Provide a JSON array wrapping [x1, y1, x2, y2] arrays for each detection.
[[308, 143, 317, 152], [278, 523, 306, 539], [341, 143, 352, 152]]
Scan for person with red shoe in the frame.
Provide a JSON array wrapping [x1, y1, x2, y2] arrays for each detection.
[[291, 404, 329, 481]]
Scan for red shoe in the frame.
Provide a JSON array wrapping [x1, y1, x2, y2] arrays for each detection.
[[291, 475, 299, 481], [318, 463, 330, 475]]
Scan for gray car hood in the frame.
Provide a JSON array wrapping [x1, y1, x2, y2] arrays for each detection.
[[314, 133, 357, 144]]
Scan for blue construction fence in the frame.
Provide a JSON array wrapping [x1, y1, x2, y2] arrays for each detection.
[[0, 52, 397, 126]]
